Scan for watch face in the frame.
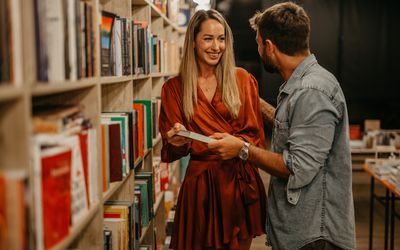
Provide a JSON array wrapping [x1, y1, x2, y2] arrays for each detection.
[[239, 145, 249, 160]]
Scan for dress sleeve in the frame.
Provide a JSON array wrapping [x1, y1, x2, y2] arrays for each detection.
[[233, 73, 266, 148], [159, 79, 191, 162]]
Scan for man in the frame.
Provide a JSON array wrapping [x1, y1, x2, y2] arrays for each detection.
[[208, 2, 355, 250]]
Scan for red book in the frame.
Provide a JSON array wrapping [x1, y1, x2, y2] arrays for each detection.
[[79, 131, 90, 207], [133, 103, 144, 157], [41, 147, 72, 249], [108, 123, 123, 182], [101, 125, 108, 192]]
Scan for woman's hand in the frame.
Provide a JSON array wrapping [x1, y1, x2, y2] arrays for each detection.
[[166, 123, 192, 147]]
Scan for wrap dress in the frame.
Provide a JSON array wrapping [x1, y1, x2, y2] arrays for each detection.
[[159, 68, 267, 250]]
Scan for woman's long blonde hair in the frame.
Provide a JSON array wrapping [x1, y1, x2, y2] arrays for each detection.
[[180, 9, 240, 121]]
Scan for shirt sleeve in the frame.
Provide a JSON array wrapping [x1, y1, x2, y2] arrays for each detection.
[[284, 88, 341, 191], [159, 79, 191, 162]]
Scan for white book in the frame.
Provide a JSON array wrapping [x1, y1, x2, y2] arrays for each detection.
[[64, 135, 89, 225], [10, 0, 22, 85], [88, 128, 98, 205], [177, 130, 216, 144], [67, 0, 77, 81], [45, 0, 65, 82], [113, 18, 122, 76]]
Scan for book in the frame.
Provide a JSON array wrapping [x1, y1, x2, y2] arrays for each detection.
[[35, 145, 72, 249], [0, 169, 27, 250], [176, 130, 216, 144], [103, 218, 126, 250]]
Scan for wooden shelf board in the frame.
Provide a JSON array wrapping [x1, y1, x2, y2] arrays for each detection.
[[102, 170, 134, 202], [154, 191, 165, 213], [32, 79, 96, 96], [131, 0, 147, 5], [51, 201, 101, 250], [152, 134, 161, 146], [139, 220, 153, 244], [0, 85, 23, 102], [100, 76, 132, 85], [145, 0, 185, 33], [132, 74, 151, 80], [151, 72, 178, 78]]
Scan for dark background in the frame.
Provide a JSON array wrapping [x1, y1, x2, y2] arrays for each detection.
[[216, 0, 400, 129]]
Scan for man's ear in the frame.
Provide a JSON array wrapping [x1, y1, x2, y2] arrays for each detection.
[[265, 39, 275, 55]]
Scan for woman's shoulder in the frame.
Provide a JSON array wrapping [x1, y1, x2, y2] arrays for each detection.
[[235, 67, 251, 79], [163, 75, 182, 90], [235, 67, 258, 88]]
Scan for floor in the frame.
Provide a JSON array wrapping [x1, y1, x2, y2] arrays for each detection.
[[249, 170, 400, 250]]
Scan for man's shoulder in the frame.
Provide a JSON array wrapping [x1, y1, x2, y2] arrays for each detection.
[[298, 65, 342, 99]]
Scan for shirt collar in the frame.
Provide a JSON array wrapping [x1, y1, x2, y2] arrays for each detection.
[[280, 54, 317, 95]]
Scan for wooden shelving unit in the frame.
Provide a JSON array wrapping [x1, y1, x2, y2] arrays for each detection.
[[0, 0, 186, 248]]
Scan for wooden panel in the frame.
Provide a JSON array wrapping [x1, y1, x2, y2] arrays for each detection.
[[133, 78, 152, 99], [101, 82, 133, 111], [0, 98, 29, 169], [103, 0, 132, 18]]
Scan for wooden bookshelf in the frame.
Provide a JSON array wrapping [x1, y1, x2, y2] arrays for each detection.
[[0, 0, 186, 248], [0, 85, 24, 102]]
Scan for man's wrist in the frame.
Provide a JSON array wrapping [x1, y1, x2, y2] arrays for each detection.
[[238, 142, 250, 161]]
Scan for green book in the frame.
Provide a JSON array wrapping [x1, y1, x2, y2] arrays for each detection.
[[133, 100, 152, 148]]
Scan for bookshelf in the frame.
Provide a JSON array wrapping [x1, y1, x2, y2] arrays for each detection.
[[0, 0, 186, 248]]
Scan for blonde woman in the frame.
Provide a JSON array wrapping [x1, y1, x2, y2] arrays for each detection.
[[159, 9, 266, 250]]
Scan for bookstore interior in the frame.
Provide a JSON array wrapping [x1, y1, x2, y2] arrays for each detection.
[[0, 0, 400, 249]]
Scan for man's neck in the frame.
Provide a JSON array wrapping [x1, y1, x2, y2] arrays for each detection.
[[278, 51, 310, 81]]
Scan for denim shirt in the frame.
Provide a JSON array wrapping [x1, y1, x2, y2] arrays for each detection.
[[266, 54, 355, 250]]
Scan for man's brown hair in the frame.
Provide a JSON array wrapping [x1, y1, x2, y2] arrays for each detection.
[[250, 2, 310, 56]]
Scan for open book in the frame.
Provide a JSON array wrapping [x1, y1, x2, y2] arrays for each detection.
[[177, 130, 216, 144]]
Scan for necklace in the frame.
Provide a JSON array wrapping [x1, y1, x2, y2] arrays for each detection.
[[199, 74, 216, 93]]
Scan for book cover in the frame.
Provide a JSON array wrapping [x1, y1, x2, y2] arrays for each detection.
[[134, 100, 153, 149], [177, 130, 216, 144], [40, 146, 72, 249], [0, 169, 27, 250], [101, 11, 116, 76], [133, 103, 144, 157], [104, 205, 130, 250], [103, 218, 125, 250], [64, 135, 89, 225], [108, 123, 123, 182]]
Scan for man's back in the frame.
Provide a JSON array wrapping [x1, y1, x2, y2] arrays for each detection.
[[267, 54, 356, 250]]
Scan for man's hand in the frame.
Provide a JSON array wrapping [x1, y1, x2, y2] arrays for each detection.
[[166, 123, 192, 147], [208, 133, 244, 160]]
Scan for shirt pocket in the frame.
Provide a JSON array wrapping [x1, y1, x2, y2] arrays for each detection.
[[272, 119, 289, 153]]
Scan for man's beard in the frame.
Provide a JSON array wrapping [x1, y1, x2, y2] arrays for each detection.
[[262, 52, 278, 74]]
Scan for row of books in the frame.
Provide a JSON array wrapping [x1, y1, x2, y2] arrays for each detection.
[[101, 10, 182, 77], [32, 105, 98, 249], [0, 0, 21, 84], [101, 13, 132, 77], [0, 169, 27, 250], [101, 11, 151, 77], [103, 200, 138, 250], [102, 171, 154, 250], [35, 0, 96, 82], [150, 34, 180, 74], [101, 98, 161, 192]]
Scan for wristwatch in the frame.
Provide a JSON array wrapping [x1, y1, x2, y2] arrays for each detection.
[[238, 142, 250, 161]]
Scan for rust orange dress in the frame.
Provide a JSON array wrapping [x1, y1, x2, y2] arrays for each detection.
[[159, 68, 266, 250]]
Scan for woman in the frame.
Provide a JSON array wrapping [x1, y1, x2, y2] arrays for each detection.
[[159, 9, 266, 250]]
